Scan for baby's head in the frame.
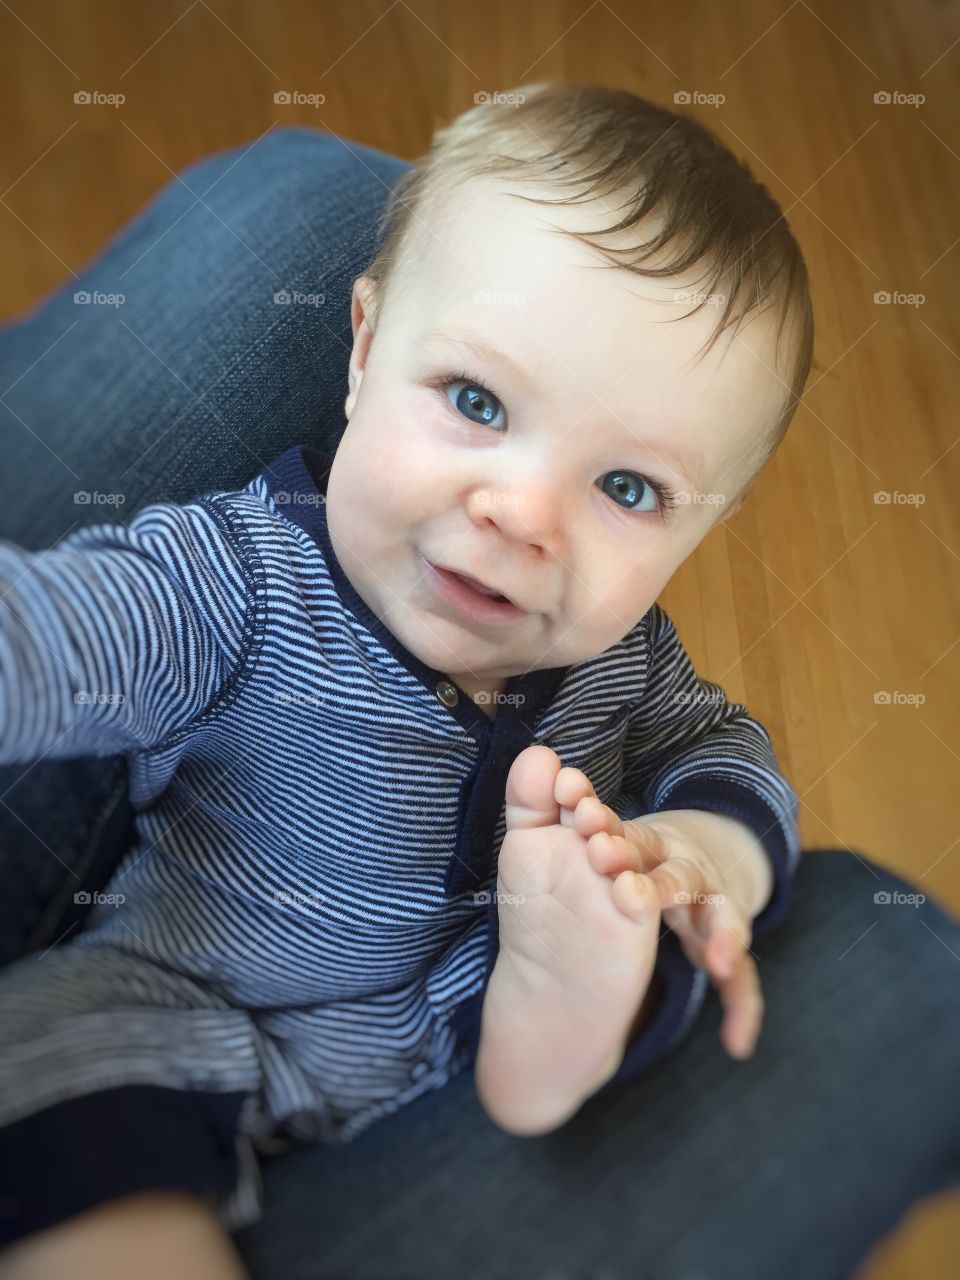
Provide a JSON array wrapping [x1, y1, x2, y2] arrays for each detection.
[[325, 83, 813, 702]]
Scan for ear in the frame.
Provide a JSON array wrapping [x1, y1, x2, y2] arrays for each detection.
[[344, 276, 378, 420]]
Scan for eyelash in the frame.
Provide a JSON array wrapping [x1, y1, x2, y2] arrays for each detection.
[[433, 369, 681, 517]]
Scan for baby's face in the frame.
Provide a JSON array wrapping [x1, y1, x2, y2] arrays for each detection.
[[325, 178, 790, 704]]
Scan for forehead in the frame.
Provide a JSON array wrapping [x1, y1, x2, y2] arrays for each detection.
[[396, 178, 790, 495]]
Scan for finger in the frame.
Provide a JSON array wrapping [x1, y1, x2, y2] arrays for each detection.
[[647, 856, 708, 913], [698, 896, 752, 982], [660, 904, 709, 969], [715, 951, 764, 1060], [624, 819, 672, 871]]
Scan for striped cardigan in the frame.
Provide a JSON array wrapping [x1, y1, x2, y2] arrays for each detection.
[[0, 442, 800, 1223]]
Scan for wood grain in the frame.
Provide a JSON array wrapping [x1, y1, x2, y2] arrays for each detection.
[[0, 2, 957, 1275]]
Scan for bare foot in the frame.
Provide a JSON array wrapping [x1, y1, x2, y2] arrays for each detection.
[[474, 743, 662, 1136]]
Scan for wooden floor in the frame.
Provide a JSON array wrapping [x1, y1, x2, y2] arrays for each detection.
[[0, 1, 957, 1275]]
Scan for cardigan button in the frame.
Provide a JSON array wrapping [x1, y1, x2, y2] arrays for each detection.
[[436, 680, 459, 707]]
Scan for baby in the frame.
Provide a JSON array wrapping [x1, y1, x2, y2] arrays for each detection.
[[0, 84, 812, 1278]]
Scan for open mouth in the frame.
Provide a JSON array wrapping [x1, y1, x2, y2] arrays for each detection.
[[450, 572, 510, 604], [422, 558, 528, 625]]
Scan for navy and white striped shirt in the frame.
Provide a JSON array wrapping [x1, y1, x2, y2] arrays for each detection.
[[0, 442, 801, 1230]]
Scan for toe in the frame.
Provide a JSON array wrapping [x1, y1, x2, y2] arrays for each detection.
[[569, 794, 626, 841], [611, 870, 660, 925], [555, 766, 595, 824], [585, 830, 645, 878], [504, 744, 564, 830]]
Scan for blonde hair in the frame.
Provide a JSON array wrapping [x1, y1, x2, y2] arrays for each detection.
[[360, 82, 814, 495]]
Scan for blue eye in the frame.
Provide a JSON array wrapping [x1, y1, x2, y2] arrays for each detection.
[[438, 375, 505, 429], [599, 471, 666, 514], [433, 369, 679, 518]]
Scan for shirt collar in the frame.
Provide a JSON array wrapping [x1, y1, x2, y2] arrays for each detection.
[[259, 443, 570, 735]]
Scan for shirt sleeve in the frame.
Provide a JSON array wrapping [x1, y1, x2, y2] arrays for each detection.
[[591, 600, 802, 1093], [0, 496, 258, 764]]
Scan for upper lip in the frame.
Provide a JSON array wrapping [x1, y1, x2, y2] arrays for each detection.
[[432, 562, 524, 611]]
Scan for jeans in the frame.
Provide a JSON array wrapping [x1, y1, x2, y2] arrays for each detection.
[[0, 126, 957, 1280]]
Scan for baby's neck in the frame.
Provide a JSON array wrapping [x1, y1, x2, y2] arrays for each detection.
[[448, 674, 505, 720]]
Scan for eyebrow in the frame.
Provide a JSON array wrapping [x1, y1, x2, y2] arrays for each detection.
[[420, 328, 705, 491]]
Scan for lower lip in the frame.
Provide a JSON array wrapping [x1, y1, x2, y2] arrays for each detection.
[[422, 558, 528, 626]]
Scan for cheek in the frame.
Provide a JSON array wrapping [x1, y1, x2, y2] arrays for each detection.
[[576, 561, 666, 644], [334, 406, 441, 534]]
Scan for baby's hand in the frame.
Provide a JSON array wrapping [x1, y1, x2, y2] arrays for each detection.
[[605, 808, 774, 1060]]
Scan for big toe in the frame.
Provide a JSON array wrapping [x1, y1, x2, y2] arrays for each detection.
[[504, 744, 564, 830]]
